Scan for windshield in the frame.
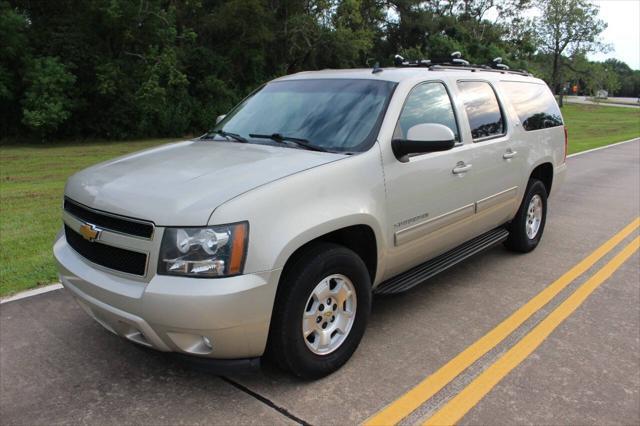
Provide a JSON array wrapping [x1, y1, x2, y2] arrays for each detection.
[[213, 79, 396, 152]]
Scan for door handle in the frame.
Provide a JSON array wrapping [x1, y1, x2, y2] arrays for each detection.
[[452, 162, 472, 174], [503, 150, 517, 159]]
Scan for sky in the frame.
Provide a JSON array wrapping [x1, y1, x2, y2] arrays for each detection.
[[482, 0, 640, 70], [588, 0, 640, 70]]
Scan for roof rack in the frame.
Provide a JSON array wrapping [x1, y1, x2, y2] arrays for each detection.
[[491, 57, 509, 70], [393, 54, 432, 67], [393, 52, 533, 77]]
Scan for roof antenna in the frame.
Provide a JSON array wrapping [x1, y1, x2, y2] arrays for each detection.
[[372, 61, 383, 74]]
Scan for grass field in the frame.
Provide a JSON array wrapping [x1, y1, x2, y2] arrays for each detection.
[[1, 104, 639, 296], [0, 138, 179, 296], [563, 104, 640, 153]]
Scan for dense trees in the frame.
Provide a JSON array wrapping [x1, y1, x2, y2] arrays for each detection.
[[0, 0, 637, 141], [534, 0, 607, 106]]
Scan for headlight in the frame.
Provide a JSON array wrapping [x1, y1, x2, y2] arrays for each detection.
[[158, 222, 248, 277]]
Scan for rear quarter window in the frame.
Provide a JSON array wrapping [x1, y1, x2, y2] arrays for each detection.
[[501, 81, 563, 131]]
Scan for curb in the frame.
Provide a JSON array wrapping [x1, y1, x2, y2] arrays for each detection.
[[1, 283, 63, 304], [567, 137, 639, 158]]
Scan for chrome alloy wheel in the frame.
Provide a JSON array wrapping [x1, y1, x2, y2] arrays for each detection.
[[526, 194, 543, 239], [302, 274, 357, 355]]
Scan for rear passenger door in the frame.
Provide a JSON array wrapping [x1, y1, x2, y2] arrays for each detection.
[[456, 80, 523, 233]]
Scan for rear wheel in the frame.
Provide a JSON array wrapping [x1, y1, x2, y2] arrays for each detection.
[[266, 243, 371, 379], [505, 179, 548, 253]]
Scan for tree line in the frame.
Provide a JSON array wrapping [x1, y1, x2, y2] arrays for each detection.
[[1, 0, 638, 141]]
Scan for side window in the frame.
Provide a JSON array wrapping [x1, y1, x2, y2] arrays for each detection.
[[501, 81, 563, 131], [457, 81, 505, 141], [394, 82, 459, 141]]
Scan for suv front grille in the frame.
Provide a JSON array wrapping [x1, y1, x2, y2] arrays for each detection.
[[64, 198, 154, 238], [64, 225, 147, 276]]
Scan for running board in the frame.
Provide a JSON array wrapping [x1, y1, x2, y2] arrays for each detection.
[[374, 227, 509, 295]]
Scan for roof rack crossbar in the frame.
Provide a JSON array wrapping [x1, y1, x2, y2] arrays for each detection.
[[394, 54, 431, 67]]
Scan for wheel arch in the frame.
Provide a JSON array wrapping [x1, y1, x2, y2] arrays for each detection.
[[276, 220, 381, 287], [529, 162, 554, 195]]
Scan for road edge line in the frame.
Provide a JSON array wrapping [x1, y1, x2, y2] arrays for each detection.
[[0, 283, 63, 304], [567, 137, 639, 158], [422, 236, 640, 426]]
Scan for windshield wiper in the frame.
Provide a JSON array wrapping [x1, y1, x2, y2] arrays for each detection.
[[249, 133, 328, 152], [206, 130, 248, 143]]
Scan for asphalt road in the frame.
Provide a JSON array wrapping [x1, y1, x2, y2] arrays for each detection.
[[1, 140, 639, 425], [564, 96, 640, 109]]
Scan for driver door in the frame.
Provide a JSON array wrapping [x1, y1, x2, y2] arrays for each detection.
[[382, 81, 478, 278]]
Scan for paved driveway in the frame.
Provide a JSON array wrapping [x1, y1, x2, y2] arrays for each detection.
[[1, 140, 639, 425], [564, 96, 640, 108]]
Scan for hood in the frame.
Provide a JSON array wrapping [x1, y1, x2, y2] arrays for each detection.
[[65, 140, 345, 226]]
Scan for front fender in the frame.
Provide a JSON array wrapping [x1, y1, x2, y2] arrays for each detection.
[[208, 146, 389, 283]]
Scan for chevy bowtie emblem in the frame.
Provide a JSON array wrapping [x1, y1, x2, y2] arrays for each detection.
[[79, 223, 101, 242]]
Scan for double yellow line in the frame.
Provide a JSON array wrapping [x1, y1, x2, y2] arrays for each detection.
[[366, 217, 640, 426]]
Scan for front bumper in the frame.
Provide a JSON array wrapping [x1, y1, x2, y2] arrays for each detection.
[[54, 233, 281, 359]]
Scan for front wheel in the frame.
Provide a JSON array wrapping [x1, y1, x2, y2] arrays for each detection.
[[266, 243, 371, 379], [505, 179, 548, 253]]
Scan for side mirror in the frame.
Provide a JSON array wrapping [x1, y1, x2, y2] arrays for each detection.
[[215, 114, 227, 125], [392, 123, 456, 162]]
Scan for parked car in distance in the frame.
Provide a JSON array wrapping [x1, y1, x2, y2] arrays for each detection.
[[54, 60, 567, 379]]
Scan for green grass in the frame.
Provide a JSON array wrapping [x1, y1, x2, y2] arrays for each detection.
[[562, 104, 640, 154], [1, 104, 639, 296], [0, 138, 179, 296]]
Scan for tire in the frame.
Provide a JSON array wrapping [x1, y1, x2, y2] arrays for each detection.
[[505, 179, 548, 253], [266, 242, 371, 379]]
